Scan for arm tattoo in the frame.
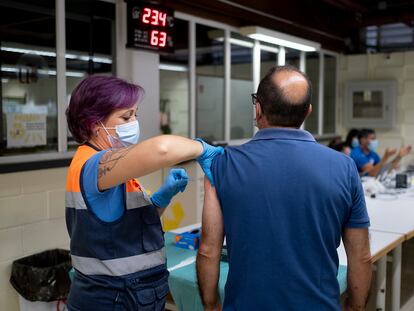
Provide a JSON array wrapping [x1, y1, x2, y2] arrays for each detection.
[[98, 147, 132, 179]]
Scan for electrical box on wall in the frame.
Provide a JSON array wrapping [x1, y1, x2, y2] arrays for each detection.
[[125, 0, 175, 53], [343, 80, 397, 129]]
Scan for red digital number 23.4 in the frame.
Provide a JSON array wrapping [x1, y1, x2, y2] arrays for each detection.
[[142, 7, 167, 27]]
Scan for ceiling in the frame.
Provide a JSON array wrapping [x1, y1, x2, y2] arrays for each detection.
[[166, 0, 414, 53], [1, 0, 414, 55]]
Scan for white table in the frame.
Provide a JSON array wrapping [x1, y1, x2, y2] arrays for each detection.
[[337, 230, 405, 311], [366, 196, 414, 240], [365, 192, 414, 311]]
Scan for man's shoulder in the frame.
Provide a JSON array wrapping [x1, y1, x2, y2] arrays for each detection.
[[211, 142, 253, 171]]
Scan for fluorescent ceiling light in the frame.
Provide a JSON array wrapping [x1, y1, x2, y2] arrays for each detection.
[[240, 26, 320, 52], [159, 63, 188, 72], [1, 46, 112, 64], [259, 45, 279, 54], [1, 66, 85, 78], [214, 37, 279, 53], [214, 37, 255, 48]]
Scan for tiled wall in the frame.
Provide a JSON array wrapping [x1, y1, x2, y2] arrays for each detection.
[[0, 167, 163, 311], [337, 51, 414, 166], [0, 168, 69, 311]]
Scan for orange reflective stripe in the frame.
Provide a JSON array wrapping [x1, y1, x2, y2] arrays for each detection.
[[66, 145, 99, 192], [126, 178, 142, 193], [66, 145, 143, 194]]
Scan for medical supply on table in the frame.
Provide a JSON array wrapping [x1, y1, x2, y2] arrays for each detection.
[[175, 229, 201, 250], [396, 174, 408, 188], [362, 177, 386, 196]]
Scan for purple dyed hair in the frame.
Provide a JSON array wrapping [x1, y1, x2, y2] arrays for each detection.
[[66, 75, 144, 143]]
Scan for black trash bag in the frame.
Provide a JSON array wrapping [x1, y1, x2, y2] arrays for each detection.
[[10, 249, 72, 302]]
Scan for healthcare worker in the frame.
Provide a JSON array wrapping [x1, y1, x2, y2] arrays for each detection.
[[65, 75, 223, 310]]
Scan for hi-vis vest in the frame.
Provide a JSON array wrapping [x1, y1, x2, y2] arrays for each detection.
[[65, 144, 166, 277]]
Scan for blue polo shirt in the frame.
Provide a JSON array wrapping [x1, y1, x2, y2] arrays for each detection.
[[212, 128, 369, 311], [351, 146, 380, 173]]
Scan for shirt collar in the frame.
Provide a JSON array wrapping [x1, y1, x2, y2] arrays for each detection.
[[251, 127, 316, 142]]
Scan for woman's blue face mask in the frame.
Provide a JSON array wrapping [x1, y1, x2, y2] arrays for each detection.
[[368, 139, 379, 152], [100, 120, 140, 148], [351, 137, 359, 148]]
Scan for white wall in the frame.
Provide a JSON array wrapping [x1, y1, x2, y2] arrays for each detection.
[[116, 0, 160, 141], [160, 70, 189, 136], [337, 52, 414, 166]]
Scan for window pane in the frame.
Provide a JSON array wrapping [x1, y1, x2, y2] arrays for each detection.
[[230, 33, 253, 140], [196, 25, 224, 142], [260, 48, 277, 79], [0, 0, 57, 156], [323, 55, 336, 134], [352, 91, 384, 118], [286, 48, 300, 69], [160, 19, 189, 137], [66, 0, 115, 149], [305, 52, 319, 134]]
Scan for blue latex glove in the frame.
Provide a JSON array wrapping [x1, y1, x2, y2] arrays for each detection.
[[195, 138, 224, 186], [151, 168, 189, 208]]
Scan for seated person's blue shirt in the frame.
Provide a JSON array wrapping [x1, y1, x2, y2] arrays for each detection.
[[82, 151, 125, 222], [351, 146, 380, 173]]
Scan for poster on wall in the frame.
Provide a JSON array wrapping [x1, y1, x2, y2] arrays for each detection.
[[6, 113, 47, 148]]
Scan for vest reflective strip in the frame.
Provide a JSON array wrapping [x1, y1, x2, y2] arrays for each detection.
[[66, 191, 152, 210], [126, 191, 153, 209], [66, 191, 87, 209], [71, 247, 166, 276]]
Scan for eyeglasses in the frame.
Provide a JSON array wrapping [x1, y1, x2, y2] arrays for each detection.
[[251, 93, 258, 106]]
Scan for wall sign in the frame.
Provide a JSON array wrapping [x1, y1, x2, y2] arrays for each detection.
[[7, 113, 47, 148], [126, 1, 175, 53]]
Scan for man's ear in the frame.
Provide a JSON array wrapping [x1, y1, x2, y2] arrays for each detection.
[[255, 102, 262, 120], [306, 104, 312, 118]]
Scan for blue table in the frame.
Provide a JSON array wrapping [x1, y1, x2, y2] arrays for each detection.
[[165, 232, 348, 311]]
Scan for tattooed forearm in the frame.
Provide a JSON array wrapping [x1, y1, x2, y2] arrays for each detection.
[[98, 146, 132, 179]]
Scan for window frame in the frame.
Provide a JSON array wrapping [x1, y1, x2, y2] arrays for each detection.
[[0, 0, 115, 169], [0, 6, 339, 170]]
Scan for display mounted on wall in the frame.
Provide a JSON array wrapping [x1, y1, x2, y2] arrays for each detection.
[[343, 80, 397, 129], [125, 0, 175, 53]]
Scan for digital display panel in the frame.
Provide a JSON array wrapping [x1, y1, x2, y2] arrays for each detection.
[[126, 1, 175, 53]]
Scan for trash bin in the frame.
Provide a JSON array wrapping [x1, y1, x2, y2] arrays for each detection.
[[10, 249, 72, 311]]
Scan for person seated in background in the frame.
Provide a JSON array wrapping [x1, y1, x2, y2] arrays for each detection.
[[345, 128, 360, 150], [329, 141, 351, 156], [351, 128, 412, 177], [327, 136, 342, 148]]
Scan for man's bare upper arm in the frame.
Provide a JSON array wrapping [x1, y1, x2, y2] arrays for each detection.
[[200, 177, 224, 256]]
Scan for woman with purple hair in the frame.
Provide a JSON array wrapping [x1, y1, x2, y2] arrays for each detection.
[[65, 75, 223, 310]]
